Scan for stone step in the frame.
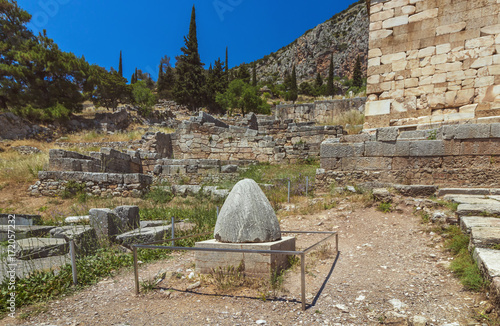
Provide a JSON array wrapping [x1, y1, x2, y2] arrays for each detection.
[[438, 188, 500, 197], [445, 195, 500, 205], [461, 216, 500, 234], [15, 238, 69, 260], [473, 248, 500, 280], [0, 225, 54, 242], [470, 227, 500, 249], [456, 203, 500, 217]]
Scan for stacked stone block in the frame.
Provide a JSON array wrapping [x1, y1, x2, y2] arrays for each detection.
[[172, 118, 343, 164], [367, 0, 500, 128], [275, 97, 366, 124], [317, 123, 500, 189]]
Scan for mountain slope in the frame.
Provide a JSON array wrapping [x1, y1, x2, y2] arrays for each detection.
[[242, 0, 369, 84]]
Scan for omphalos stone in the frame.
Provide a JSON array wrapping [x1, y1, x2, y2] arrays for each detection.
[[214, 179, 281, 243]]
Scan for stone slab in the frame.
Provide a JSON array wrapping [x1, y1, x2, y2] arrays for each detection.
[[457, 203, 500, 217], [437, 188, 493, 197], [140, 220, 170, 228], [393, 185, 438, 197], [15, 238, 69, 260], [460, 216, 500, 234], [65, 216, 90, 224], [195, 237, 296, 276], [443, 195, 499, 205], [470, 227, 500, 249], [89, 208, 122, 239], [116, 222, 195, 246], [320, 142, 365, 158], [0, 225, 54, 242], [473, 248, 500, 279], [50, 225, 98, 255]]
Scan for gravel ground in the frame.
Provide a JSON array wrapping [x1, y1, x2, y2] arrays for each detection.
[[1, 195, 495, 326]]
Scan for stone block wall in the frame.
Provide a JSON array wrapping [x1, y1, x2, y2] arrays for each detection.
[[316, 123, 500, 189], [366, 0, 500, 128], [172, 118, 343, 164], [30, 171, 152, 198], [153, 159, 252, 185], [275, 97, 366, 124]]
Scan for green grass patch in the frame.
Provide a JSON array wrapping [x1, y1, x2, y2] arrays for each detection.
[[377, 202, 392, 213], [0, 198, 219, 316], [445, 226, 489, 292]]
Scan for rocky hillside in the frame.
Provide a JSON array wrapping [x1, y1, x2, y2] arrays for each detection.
[[242, 0, 369, 84]]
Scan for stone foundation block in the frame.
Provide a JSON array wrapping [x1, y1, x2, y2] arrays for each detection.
[[195, 237, 296, 276], [89, 208, 122, 239], [15, 238, 69, 260]]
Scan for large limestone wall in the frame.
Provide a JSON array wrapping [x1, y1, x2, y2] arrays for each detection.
[[366, 0, 500, 128], [316, 122, 500, 189]]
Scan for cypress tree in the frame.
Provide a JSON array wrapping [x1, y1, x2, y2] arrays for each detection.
[[315, 72, 323, 89], [225, 46, 229, 82], [252, 62, 257, 87], [290, 65, 298, 102], [173, 5, 205, 110], [118, 50, 123, 77], [326, 54, 336, 96], [352, 55, 363, 88]]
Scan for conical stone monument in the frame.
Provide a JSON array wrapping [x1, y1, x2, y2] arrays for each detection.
[[195, 178, 295, 275], [214, 179, 281, 243]]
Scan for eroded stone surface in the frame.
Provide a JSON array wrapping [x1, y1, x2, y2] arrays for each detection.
[[214, 179, 281, 243]]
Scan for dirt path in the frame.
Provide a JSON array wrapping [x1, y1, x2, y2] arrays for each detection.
[[2, 197, 489, 326]]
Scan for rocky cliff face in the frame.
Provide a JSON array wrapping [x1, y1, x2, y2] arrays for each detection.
[[245, 0, 369, 84]]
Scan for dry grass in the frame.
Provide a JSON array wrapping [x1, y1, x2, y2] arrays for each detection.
[[321, 109, 365, 134], [0, 140, 52, 184], [62, 126, 174, 144]]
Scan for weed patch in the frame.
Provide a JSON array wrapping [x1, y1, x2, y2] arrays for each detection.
[[444, 226, 489, 292]]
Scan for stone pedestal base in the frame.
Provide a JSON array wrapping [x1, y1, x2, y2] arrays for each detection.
[[195, 237, 296, 276]]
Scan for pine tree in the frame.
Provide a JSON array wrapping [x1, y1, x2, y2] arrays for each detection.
[[352, 55, 363, 88], [252, 62, 257, 87], [173, 5, 205, 110], [326, 54, 336, 96], [205, 58, 227, 112], [118, 50, 123, 77], [289, 65, 298, 102], [238, 65, 251, 84]]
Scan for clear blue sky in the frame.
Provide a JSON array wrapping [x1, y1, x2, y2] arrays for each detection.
[[18, 0, 359, 81]]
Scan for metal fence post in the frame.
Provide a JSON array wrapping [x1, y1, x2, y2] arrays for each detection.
[[70, 240, 77, 286], [288, 180, 291, 203], [171, 216, 175, 247], [133, 246, 139, 295], [301, 253, 306, 311]]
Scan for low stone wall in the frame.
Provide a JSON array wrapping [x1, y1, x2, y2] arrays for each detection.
[[172, 117, 343, 164], [275, 97, 366, 124], [54, 140, 142, 151], [316, 123, 500, 190], [30, 171, 152, 198], [49, 148, 142, 174], [153, 159, 253, 185]]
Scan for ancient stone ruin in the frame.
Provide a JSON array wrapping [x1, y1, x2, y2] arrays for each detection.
[[213, 179, 281, 243], [196, 179, 295, 275]]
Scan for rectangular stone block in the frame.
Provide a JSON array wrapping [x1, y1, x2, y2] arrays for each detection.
[[365, 100, 392, 116], [409, 140, 445, 156], [364, 141, 410, 157], [320, 158, 341, 170], [341, 157, 392, 170], [377, 127, 399, 141], [195, 237, 296, 276], [89, 208, 123, 239], [320, 142, 365, 158]]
